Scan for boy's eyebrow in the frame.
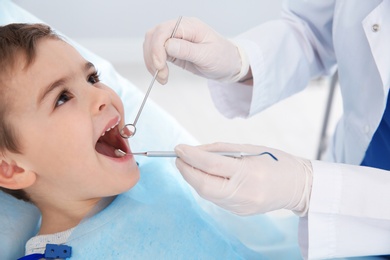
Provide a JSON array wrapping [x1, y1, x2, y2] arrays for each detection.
[[37, 62, 96, 105]]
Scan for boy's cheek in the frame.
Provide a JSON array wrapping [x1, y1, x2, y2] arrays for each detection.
[[103, 85, 123, 108], [113, 93, 126, 115]]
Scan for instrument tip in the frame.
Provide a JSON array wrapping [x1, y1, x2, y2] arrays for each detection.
[[114, 149, 127, 157]]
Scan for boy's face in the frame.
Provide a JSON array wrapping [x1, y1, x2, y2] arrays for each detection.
[[6, 39, 139, 203]]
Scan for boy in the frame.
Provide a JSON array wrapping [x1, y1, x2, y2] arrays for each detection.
[[0, 22, 140, 255], [0, 23, 263, 259]]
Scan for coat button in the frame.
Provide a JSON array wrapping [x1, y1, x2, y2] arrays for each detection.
[[372, 24, 380, 32]]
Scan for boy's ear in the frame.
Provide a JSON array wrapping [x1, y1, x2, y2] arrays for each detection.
[[0, 159, 36, 189]]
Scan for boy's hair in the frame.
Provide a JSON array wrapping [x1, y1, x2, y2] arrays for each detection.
[[0, 23, 61, 201]]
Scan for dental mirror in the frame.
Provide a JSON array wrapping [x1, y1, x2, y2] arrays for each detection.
[[120, 16, 183, 139]]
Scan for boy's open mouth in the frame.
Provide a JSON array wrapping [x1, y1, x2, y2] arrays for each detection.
[[95, 124, 128, 158]]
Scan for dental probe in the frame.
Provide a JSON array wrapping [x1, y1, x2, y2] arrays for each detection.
[[114, 149, 278, 160], [119, 16, 183, 139]]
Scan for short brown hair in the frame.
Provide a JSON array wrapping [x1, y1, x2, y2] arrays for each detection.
[[0, 23, 61, 201]]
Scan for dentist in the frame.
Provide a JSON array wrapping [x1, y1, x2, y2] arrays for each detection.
[[143, 1, 390, 259]]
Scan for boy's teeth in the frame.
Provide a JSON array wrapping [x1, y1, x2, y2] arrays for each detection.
[[101, 119, 121, 137], [114, 149, 127, 157]]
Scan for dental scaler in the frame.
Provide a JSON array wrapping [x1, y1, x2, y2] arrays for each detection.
[[114, 149, 278, 160]]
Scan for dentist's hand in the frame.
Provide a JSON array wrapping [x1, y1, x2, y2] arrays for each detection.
[[175, 143, 313, 216], [144, 17, 249, 84]]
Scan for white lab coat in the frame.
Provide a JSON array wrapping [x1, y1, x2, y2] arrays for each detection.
[[208, 0, 390, 259]]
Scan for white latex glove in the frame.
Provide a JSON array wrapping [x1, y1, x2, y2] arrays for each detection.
[[143, 17, 249, 84], [175, 143, 313, 216]]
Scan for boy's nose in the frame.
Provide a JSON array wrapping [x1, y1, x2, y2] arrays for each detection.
[[91, 88, 111, 114], [98, 103, 106, 111]]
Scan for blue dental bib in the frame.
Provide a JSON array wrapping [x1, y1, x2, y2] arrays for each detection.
[[65, 160, 264, 259]]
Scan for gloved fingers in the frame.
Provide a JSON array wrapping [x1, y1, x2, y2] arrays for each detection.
[[143, 40, 168, 84], [175, 142, 313, 216], [175, 158, 231, 200], [175, 144, 242, 179], [144, 16, 243, 82], [196, 142, 274, 155], [165, 38, 226, 79], [165, 38, 202, 65], [165, 38, 191, 61], [143, 19, 180, 84], [215, 201, 260, 216], [143, 35, 169, 84], [164, 39, 204, 76], [155, 66, 169, 85]]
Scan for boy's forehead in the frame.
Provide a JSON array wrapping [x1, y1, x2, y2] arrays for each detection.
[[5, 39, 87, 110], [24, 39, 87, 82], [36, 38, 85, 65], [8, 39, 84, 79]]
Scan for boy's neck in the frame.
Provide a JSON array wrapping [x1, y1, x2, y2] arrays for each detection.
[[37, 197, 108, 235], [39, 213, 83, 235]]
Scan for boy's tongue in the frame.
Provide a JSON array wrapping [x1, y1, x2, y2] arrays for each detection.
[[95, 142, 117, 157]]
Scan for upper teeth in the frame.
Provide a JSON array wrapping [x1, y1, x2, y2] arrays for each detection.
[[101, 119, 120, 136]]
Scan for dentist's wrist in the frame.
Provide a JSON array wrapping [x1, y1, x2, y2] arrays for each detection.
[[290, 159, 313, 217], [223, 42, 250, 83]]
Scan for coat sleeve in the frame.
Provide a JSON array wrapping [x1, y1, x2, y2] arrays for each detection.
[[207, 0, 337, 118], [307, 160, 390, 259]]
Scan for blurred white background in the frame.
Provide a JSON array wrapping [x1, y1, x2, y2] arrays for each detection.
[[13, 0, 342, 159]]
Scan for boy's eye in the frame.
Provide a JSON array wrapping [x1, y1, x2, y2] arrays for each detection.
[[88, 71, 100, 84], [55, 90, 73, 108]]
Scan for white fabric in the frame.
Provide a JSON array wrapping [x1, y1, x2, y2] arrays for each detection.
[[310, 161, 390, 259], [25, 228, 74, 255], [207, 0, 390, 259]]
